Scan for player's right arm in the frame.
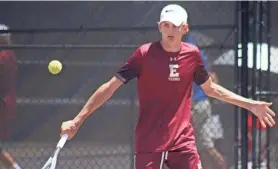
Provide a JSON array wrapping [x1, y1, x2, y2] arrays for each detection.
[[61, 77, 123, 139], [76, 77, 122, 124], [60, 47, 143, 140]]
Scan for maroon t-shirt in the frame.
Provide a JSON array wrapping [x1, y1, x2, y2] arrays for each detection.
[[116, 42, 209, 153]]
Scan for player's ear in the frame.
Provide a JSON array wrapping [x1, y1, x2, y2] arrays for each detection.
[[181, 24, 189, 35], [157, 21, 162, 33]]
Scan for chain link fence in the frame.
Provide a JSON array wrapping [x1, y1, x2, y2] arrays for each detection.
[[0, 1, 278, 169]]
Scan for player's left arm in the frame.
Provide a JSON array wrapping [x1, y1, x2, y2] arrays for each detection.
[[200, 77, 275, 128], [193, 47, 275, 128]]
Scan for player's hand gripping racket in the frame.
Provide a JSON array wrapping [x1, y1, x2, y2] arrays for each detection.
[[41, 134, 68, 169]]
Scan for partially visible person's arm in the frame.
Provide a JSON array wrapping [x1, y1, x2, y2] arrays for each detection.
[[0, 147, 22, 169], [0, 50, 17, 99]]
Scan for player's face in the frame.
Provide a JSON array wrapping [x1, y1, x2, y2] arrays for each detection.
[[158, 21, 189, 44]]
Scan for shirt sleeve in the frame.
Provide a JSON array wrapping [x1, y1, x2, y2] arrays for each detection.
[[193, 48, 209, 85], [115, 47, 143, 84]]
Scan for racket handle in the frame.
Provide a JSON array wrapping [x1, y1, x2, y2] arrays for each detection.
[[57, 134, 68, 149]]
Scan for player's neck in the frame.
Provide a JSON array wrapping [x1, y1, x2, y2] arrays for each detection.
[[160, 40, 181, 53]]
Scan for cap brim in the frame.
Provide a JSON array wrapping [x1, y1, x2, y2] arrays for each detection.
[[159, 15, 183, 27]]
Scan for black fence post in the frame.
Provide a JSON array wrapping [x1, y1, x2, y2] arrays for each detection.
[[234, 1, 241, 169], [266, 1, 271, 168], [251, 1, 260, 169], [240, 1, 249, 169]]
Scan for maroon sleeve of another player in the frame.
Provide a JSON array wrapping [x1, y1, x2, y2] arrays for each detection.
[[193, 49, 209, 85], [116, 47, 143, 84], [0, 51, 17, 99]]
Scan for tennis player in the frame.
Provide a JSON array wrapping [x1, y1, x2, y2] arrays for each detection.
[[60, 4, 275, 169]]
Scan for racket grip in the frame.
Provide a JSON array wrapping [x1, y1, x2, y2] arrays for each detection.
[[57, 134, 68, 148]]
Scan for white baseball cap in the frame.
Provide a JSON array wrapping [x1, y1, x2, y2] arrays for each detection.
[[159, 4, 188, 26]]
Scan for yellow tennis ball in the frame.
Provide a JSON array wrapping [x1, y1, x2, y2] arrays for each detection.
[[48, 60, 62, 75]]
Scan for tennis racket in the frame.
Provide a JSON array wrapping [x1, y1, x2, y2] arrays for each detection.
[[41, 134, 68, 169]]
